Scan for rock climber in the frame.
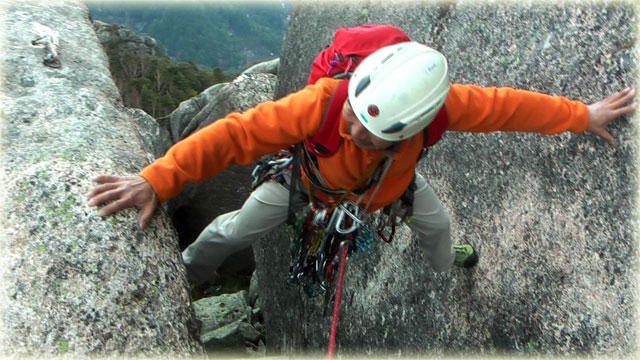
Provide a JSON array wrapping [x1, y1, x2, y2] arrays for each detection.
[[87, 41, 636, 291]]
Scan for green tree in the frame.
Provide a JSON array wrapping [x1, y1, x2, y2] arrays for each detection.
[[104, 48, 234, 118], [87, 1, 289, 71]]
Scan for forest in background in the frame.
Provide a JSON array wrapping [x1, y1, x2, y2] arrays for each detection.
[[87, 1, 290, 74], [105, 45, 233, 118], [87, 1, 289, 118]]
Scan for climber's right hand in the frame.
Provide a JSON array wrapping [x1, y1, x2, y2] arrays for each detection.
[[87, 175, 159, 230]]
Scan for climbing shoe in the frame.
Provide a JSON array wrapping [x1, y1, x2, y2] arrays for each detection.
[[453, 244, 479, 268]]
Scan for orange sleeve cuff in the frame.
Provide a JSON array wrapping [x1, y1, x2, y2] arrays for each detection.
[[139, 163, 177, 203]]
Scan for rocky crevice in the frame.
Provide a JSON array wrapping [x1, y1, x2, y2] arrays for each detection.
[[110, 21, 280, 357]]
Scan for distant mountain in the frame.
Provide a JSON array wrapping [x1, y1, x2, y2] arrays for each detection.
[[87, 1, 290, 73]]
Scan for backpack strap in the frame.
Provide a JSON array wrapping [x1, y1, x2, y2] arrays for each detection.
[[415, 105, 448, 162], [423, 106, 448, 147], [304, 79, 349, 157]]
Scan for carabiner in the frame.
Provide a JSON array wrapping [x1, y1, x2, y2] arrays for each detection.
[[377, 221, 396, 243], [335, 201, 363, 235], [268, 157, 292, 170]]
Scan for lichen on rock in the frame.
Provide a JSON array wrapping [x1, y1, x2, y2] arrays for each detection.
[[0, 0, 203, 356], [256, 1, 639, 357]]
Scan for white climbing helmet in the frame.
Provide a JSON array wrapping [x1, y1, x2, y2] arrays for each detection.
[[348, 41, 450, 141]]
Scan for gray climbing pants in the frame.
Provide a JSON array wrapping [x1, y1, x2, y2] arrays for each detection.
[[182, 173, 454, 286]]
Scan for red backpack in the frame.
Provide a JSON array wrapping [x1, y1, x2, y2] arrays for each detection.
[[304, 25, 448, 157]]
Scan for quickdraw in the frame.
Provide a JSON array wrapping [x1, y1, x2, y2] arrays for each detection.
[[286, 200, 366, 298], [250, 149, 293, 190], [285, 190, 416, 298], [375, 196, 413, 243]]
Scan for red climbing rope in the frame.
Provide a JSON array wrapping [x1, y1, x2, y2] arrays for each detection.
[[327, 242, 349, 359]]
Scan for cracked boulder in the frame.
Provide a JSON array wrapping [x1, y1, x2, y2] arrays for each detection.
[[256, 1, 638, 357], [193, 290, 264, 355], [0, 0, 202, 356]]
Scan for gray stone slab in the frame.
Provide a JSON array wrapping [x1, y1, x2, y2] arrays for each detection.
[[257, 0, 638, 357], [0, 0, 202, 356], [193, 290, 251, 334]]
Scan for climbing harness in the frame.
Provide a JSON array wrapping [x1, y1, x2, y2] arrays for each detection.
[[279, 149, 417, 359], [376, 174, 417, 243], [281, 148, 386, 297], [250, 136, 419, 360], [286, 199, 375, 298], [250, 144, 418, 297]]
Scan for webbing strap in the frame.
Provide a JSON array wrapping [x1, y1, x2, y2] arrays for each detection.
[[425, 106, 448, 147], [287, 144, 305, 226], [305, 79, 349, 157], [326, 152, 386, 214]]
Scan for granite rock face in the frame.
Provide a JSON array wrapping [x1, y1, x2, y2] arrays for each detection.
[[92, 19, 158, 57], [242, 57, 280, 76], [193, 290, 265, 355], [255, 1, 638, 357], [130, 107, 173, 164], [0, 1, 202, 356]]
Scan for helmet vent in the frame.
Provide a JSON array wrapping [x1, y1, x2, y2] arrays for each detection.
[[380, 121, 407, 134], [381, 53, 394, 64], [420, 105, 435, 117], [354, 75, 371, 97]]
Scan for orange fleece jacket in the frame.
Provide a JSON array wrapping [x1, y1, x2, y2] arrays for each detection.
[[140, 78, 589, 211]]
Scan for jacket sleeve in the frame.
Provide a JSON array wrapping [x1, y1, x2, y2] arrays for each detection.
[[444, 84, 590, 134], [139, 79, 335, 202]]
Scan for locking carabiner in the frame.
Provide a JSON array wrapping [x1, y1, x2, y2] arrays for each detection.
[[335, 200, 363, 235]]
